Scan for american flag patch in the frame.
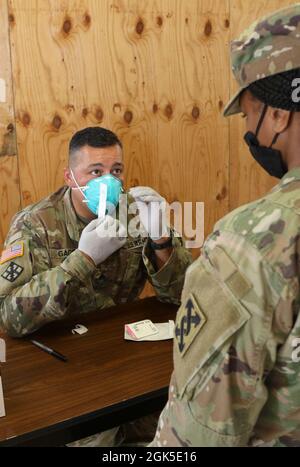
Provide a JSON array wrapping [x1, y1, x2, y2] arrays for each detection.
[[0, 242, 24, 265]]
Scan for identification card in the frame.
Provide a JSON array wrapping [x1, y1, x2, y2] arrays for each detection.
[[125, 319, 159, 340]]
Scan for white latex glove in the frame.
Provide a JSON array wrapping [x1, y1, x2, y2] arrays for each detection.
[[78, 216, 127, 265], [129, 186, 169, 240]]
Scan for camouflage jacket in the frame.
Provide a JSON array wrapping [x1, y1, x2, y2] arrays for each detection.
[[0, 187, 192, 337], [151, 168, 300, 447]]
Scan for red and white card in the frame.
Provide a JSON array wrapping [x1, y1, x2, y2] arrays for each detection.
[[125, 320, 159, 340], [124, 320, 174, 342]]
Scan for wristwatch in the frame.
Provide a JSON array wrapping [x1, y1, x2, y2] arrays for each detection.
[[149, 236, 173, 250]]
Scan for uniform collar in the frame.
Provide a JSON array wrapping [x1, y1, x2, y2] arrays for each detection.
[[63, 188, 87, 242], [279, 167, 300, 188]]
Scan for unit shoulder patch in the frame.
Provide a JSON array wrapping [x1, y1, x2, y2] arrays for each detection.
[[1, 262, 24, 282], [175, 293, 207, 357]]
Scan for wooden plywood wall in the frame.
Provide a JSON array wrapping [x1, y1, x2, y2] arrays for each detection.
[[0, 0, 297, 252], [0, 0, 21, 248]]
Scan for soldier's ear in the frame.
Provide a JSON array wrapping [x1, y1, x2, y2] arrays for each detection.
[[64, 168, 74, 187], [272, 108, 292, 134]]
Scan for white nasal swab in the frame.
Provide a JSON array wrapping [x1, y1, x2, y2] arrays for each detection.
[[98, 183, 107, 219]]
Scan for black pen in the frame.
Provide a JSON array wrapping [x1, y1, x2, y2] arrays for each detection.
[[30, 339, 68, 362]]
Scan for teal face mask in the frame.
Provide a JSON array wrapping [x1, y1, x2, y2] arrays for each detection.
[[85, 175, 123, 216], [71, 171, 123, 217]]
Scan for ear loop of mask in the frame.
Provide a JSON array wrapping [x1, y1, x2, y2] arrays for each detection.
[[271, 111, 293, 145], [70, 168, 89, 204], [256, 103, 281, 148]]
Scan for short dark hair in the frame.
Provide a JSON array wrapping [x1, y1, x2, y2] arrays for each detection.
[[248, 68, 300, 112], [69, 127, 122, 167]]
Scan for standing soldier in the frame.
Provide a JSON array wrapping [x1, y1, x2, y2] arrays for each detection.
[[151, 4, 300, 447]]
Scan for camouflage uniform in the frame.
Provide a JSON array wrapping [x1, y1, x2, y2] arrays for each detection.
[[151, 5, 300, 447], [0, 187, 192, 337]]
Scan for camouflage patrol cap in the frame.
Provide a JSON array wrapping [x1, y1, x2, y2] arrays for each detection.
[[224, 3, 300, 117]]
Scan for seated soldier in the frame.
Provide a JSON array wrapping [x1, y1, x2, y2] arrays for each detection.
[[0, 126, 192, 337], [0, 126, 192, 447]]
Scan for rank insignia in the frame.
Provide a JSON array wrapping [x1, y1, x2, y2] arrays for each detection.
[[175, 294, 207, 356], [1, 262, 24, 283]]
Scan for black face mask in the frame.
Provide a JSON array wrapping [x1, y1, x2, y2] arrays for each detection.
[[244, 104, 288, 179]]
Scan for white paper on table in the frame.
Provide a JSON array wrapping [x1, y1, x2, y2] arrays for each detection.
[[0, 376, 5, 417], [124, 320, 174, 341], [0, 339, 6, 363]]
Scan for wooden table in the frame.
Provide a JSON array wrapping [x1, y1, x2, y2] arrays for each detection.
[[0, 297, 178, 446]]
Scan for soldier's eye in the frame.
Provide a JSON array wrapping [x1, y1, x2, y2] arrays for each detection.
[[112, 168, 123, 176], [91, 169, 101, 176]]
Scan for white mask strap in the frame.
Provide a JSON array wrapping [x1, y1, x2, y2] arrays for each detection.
[[70, 168, 87, 200]]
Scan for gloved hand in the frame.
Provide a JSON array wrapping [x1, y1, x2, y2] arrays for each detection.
[[129, 186, 169, 240], [78, 215, 127, 265]]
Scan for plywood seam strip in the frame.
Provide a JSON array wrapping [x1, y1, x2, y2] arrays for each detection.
[[228, 0, 232, 213], [6, 0, 22, 209]]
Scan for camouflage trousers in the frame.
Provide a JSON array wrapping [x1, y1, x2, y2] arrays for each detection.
[[67, 413, 159, 447]]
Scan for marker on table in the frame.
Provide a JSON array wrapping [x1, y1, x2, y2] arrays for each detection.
[[30, 340, 68, 362]]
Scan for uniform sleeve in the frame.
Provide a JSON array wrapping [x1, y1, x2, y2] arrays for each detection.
[[0, 212, 96, 337], [151, 232, 290, 447], [253, 309, 300, 447], [151, 259, 264, 447], [142, 235, 193, 305]]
